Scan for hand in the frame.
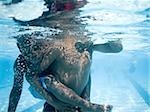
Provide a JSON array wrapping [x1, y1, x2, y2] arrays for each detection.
[[108, 39, 123, 52], [82, 103, 113, 112]]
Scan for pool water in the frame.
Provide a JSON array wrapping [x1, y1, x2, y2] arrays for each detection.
[[0, 0, 149, 112]]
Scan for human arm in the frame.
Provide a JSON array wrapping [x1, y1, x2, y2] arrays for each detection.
[[8, 55, 27, 112], [93, 40, 123, 53], [43, 75, 112, 112]]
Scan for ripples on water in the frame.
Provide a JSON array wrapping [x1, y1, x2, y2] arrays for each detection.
[[0, 0, 149, 112]]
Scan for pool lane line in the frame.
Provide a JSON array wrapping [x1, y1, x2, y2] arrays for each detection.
[[22, 101, 44, 112], [0, 84, 12, 89], [126, 75, 150, 107]]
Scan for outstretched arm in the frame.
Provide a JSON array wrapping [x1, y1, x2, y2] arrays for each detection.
[[8, 55, 27, 112], [43, 75, 112, 112], [93, 40, 123, 53]]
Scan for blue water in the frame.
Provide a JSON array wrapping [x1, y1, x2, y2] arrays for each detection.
[[0, 0, 150, 112]]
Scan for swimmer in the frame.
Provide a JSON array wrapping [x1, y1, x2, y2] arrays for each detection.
[[8, 34, 122, 112]]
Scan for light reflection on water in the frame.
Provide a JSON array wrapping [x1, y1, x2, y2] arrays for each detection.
[[0, 0, 149, 111]]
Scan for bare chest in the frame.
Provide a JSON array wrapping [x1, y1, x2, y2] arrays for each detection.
[[61, 46, 91, 69], [51, 46, 91, 94]]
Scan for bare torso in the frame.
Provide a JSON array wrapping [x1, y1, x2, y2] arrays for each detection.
[[49, 38, 91, 95], [8, 34, 117, 112], [17, 34, 92, 96]]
